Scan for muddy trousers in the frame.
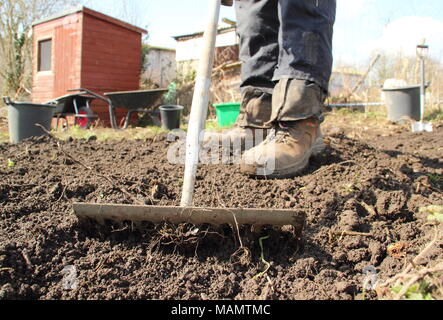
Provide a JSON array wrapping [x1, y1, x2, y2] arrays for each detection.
[[235, 0, 336, 128]]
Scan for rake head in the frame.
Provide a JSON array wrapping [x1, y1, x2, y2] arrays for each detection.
[[73, 203, 307, 235]]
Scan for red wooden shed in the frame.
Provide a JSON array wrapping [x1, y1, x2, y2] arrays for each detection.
[[32, 6, 147, 126]]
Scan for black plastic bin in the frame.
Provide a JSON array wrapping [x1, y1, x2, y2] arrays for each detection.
[[3, 97, 56, 143], [383, 85, 421, 123], [159, 105, 184, 130]]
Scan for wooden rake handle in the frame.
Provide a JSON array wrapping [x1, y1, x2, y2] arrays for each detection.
[[181, 0, 221, 207]]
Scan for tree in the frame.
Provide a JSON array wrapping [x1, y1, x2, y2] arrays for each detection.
[[81, 0, 148, 33], [0, 0, 79, 98]]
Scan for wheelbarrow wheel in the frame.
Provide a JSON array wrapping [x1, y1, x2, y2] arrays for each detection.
[[75, 107, 95, 129]]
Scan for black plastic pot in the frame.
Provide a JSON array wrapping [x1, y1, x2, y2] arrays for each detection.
[[3, 97, 56, 143], [159, 105, 184, 130], [383, 85, 421, 123]]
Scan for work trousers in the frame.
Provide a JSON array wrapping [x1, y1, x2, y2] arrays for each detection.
[[234, 0, 336, 128]]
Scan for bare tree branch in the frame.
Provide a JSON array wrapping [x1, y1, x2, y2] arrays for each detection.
[[0, 0, 80, 97]]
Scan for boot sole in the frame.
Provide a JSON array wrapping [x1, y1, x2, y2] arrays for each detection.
[[240, 136, 325, 179]]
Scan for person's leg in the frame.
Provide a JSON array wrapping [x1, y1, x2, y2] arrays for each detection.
[[235, 0, 279, 129], [205, 0, 279, 150], [269, 0, 336, 123], [241, 0, 336, 178]]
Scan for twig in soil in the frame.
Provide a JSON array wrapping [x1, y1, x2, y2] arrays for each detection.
[[314, 160, 356, 175], [21, 249, 33, 270], [57, 143, 145, 205], [334, 231, 372, 238], [35, 124, 144, 206], [230, 210, 244, 248], [329, 230, 372, 242], [193, 226, 227, 258], [55, 184, 68, 203], [95, 257, 109, 272], [3, 184, 38, 188], [359, 201, 377, 216], [0, 268, 13, 272], [35, 123, 56, 137], [111, 225, 130, 233], [385, 228, 393, 243], [230, 246, 252, 266], [377, 226, 442, 299], [228, 208, 252, 266], [216, 193, 250, 257], [393, 262, 443, 300], [402, 227, 440, 276], [259, 280, 274, 300], [416, 182, 422, 193]]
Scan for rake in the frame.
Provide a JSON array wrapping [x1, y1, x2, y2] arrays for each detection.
[[73, 0, 306, 235]]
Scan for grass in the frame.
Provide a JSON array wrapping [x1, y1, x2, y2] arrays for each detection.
[[421, 205, 443, 223], [325, 104, 443, 126], [253, 236, 271, 280], [0, 132, 9, 144], [323, 107, 389, 131], [52, 119, 228, 142], [7, 159, 15, 168], [391, 281, 435, 300], [328, 106, 387, 119], [205, 119, 224, 132], [0, 106, 7, 143], [427, 173, 443, 189], [425, 106, 443, 122], [52, 125, 169, 142], [52, 117, 230, 141]]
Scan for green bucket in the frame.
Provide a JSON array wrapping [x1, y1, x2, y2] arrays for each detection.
[[214, 102, 241, 128]]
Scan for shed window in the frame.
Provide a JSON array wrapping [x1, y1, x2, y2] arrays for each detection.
[[38, 39, 52, 72]]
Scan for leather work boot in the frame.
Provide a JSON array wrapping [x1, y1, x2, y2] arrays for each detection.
[[240, 118, 325, 178], [204, 89, 272, 151]]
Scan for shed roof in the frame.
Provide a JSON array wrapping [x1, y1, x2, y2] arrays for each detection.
[[148, 45, 176, 52], [173, 26, 235, 41], [32, 6, 147, 34]]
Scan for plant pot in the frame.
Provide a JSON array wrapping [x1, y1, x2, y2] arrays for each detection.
[[4, 97, 56, 143], [213, 102, 241, 128], [159, 105, 184, 130], [383, 85, 421, 123]]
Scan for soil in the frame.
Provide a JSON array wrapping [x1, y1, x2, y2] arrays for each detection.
[[0, 120, 442, 300]]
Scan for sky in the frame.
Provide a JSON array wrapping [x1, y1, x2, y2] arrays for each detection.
[[83, 0, 443, 69]]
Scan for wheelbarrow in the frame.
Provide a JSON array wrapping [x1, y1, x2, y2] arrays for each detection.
[[48, 88, 167, 130], [104, 88, 167, 130], [46, 91, 98, 129]]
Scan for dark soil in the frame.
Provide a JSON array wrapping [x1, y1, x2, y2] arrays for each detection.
[[0, 123, 442, 300]]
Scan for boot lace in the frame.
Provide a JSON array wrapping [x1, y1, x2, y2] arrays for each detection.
[[265, 127, 291, 144]]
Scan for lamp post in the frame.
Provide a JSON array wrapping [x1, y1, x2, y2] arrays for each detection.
[[416, 44, 429, 122]]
